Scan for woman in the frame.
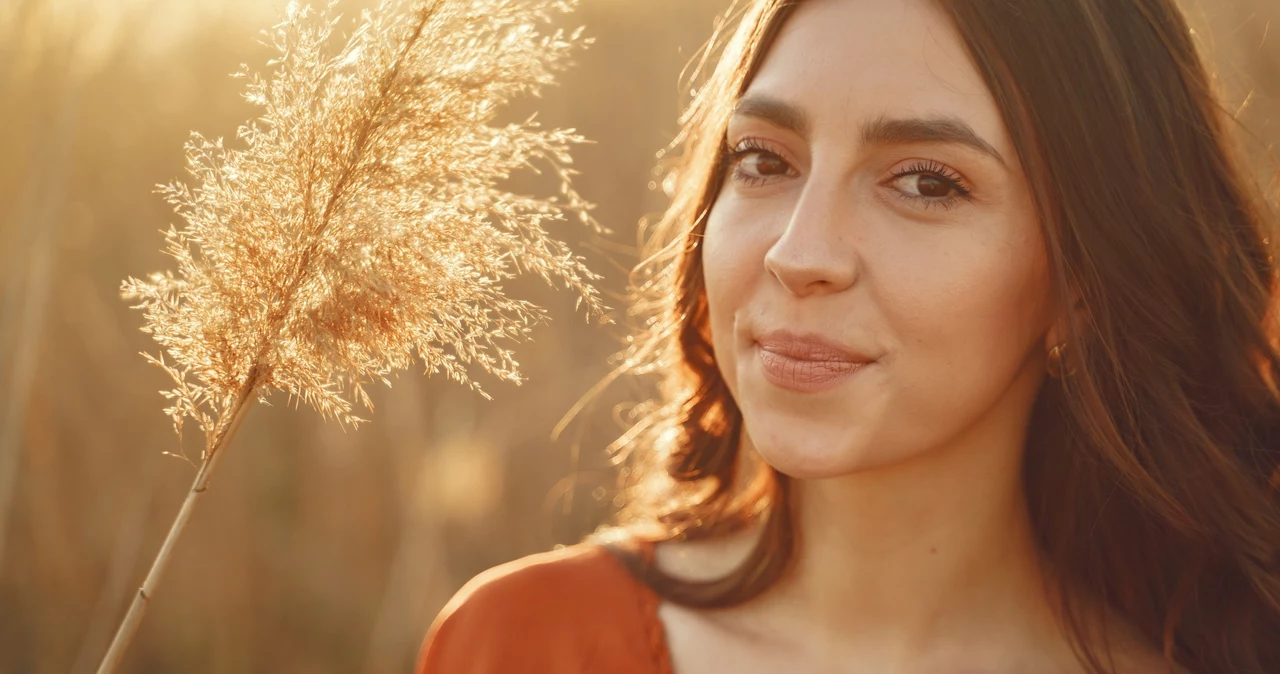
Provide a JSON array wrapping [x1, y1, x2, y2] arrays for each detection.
[[417, 0, 1280, 672]]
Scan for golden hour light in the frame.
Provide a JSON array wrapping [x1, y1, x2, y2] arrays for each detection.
[[2, 1, 1278, 673]]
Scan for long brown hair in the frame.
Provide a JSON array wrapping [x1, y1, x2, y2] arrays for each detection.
[[594, 1, 1280, 671]]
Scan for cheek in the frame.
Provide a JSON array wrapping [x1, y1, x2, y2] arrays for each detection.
[[703, 198, 774, 294], [884, 224, 1052, 380], [701, 200, 773, 391]]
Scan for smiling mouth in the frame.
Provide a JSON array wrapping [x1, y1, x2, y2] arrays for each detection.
[[754, 332, 875, 393]]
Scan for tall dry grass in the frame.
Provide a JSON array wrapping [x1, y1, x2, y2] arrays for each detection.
[[1, 1, 721, 670], [96, 0, 611, 670], [0, 0, 1276, 672]]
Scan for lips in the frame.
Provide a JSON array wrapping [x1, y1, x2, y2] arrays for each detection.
[[755, 331, 874, 393]]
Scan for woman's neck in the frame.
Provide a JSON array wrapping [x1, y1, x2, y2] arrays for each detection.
[[656, 409, 1081, 671], [770, 439, 1066, 669]]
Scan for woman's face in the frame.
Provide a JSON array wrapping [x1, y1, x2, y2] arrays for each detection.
[[703, 0, 1057, 478]]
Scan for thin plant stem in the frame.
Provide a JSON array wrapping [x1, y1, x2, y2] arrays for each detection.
[[101, 0, 600, 669], [95, 364, 265, 674]]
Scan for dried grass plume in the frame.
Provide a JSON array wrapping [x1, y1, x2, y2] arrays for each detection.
[[98, 1, 602, 671], [121, 0, 604, 443]]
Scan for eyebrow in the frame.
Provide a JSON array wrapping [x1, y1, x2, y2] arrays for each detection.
[[731, 94, 1008, 167]]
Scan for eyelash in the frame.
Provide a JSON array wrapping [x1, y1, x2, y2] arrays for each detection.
[[887, 160, 973, 211], [722, 138, 791, 188], [721, 139, 974, 211]]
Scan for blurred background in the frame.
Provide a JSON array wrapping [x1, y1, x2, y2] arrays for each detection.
[[0, 0, 1277, 672]]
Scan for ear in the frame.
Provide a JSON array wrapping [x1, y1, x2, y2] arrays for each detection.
[[1043, 285, 1090, 352]]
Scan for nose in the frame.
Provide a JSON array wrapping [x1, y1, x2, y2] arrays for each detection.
[[763, 177, 860, 297]]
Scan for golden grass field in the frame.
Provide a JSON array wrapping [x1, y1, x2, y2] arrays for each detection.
[[0, 0, 1277, 671]]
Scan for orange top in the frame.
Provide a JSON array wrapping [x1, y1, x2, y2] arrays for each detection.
[[415, 543, 673, 674]]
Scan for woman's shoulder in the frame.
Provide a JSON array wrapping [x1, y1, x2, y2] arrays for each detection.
[[432, 543, 644, 624], [415, 542, 668, 674]]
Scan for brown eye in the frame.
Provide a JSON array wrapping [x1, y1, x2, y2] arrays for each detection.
[[916, 174, 954, 198], [886, 161, 972, 211], [727, 142, 797, 187], [741, 151, 789, 176]]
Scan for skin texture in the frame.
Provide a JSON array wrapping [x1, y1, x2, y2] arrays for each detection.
[[706, 0, 1054, 482], [654, 1, 1174, 672]]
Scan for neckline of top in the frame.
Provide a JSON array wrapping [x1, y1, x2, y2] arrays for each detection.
[[600, 540, 675, 674]]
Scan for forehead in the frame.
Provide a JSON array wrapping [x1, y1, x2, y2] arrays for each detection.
[[744, 0, 1011, 153]]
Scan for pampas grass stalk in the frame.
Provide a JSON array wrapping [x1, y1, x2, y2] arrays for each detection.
[[99, 0, 602, 670]]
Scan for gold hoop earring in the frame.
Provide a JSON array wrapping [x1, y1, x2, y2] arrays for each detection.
[[1046, 342, 1076, 379]]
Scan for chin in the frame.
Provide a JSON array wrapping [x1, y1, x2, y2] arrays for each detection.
[[741, 415, 891, 480]]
